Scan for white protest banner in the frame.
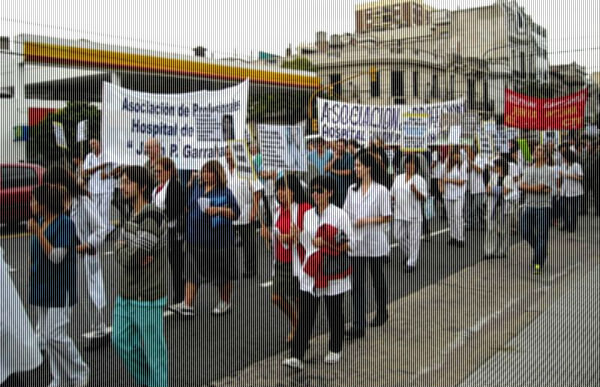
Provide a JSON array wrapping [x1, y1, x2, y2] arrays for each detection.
[[477, 132, 495, 161], [228, 140, 256, 181], [317, 98, 465, 144], [494, 128, 509, 153], [540, 130, 561, 145], [448, 125, 462, 145], [52, 121, 68, 149], [76, 120, 88, 142], [401, 113, 428, 152], [504, 127, 520, 140], [483, 121, 496, 135], [101, 80, 248, 169], [257, 124, 307, 172]]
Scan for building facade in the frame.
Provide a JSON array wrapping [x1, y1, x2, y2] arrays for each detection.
[[355, 0, 433, 33], [292, 0, 550, 122]]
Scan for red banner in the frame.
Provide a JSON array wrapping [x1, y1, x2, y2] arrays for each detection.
[[504, 88, 588, 130]]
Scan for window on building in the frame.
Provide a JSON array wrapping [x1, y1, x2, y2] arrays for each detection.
[[371, 71, 380, 97], [520, 52, 526, 78], [413, 71, 419, 97], [432, 74, 439, 99], [329, 74, 341, 96], [391, 71, 404, 97], [450, 75, 455, 99], [467, 79, 476, 110]]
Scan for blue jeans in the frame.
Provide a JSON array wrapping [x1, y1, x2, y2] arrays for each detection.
[[520, 207, 550, 266]]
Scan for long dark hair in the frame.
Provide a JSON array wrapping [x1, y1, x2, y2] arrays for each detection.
[[32, 184, 68, 215], [404, 154, 421, 175], [352, 152, 386, 191], [275, 174, 308, 205], [446, 148, 462, 171], [43, 166, 90, 198]]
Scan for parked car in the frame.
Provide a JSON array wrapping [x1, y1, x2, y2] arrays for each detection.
[[0, 163, 45, 227]]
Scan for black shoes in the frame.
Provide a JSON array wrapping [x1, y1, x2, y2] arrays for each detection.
[[404, 265, 416, 273], [243, 271, 256, 279], [369, 314, 389, 328], [344, 326, 365, 339], [456, 240, 465, 248], [447, 238, 457, 245]]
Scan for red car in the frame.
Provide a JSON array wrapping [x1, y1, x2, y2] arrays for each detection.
[[0, 163, 46, 227]]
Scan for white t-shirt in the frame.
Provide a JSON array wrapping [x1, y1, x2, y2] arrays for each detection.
[[83, 152, 115, 194], [299, 205, 356, 297], [226, 168, 264, 225], [561, 163, 584, 197], [469, 154, 486, 194], [390, 173, 427, 222], [343, 182, 392, 257], [443, 164, 468, 200], [552, 165, 561, 197], [507, 161, 522, 202], [152, 179, 170, 211]]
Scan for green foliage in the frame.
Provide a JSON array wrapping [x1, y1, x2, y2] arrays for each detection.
[[27, 101, 101, 167], [248, 91, 311, 123], [281, 57, 318, 72], [515, 81, 555, 99]]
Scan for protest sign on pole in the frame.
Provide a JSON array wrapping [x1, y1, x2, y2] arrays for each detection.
[[76, 120, 88, 143], [101, 80, 249, 170], [483, 121, 496, 135], [401, 113, 428, 152], [494, 127, 509, 153], [540, 130, 561, 145], [317, 98, 464, 144], [448, 125, 462, 145], [227, 140, 256, 181], [53, 121, 68, 149], [477, 132, 495, 162], [256, 124, 307, 172]]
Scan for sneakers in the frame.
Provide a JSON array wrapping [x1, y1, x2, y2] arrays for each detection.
[[282, 357, 304, 370], [169, 301, 195, 317], [324, 351, 342, 364], [211, 300, 232, 316], [533, 264, 542, 275]]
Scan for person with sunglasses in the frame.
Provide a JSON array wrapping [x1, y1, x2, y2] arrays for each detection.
[[282, 176, 356, 370]]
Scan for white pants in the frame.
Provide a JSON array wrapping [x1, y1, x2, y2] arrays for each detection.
[[36, 303, 89, 386], [91, 192, 114, 232], [82, 253, 107, 330], [394, 220, 422, 267], [445, 198, 465, 242]]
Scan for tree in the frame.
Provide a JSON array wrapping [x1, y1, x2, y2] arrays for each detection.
[[281, 57, 318, 73], [27, 101, 101, 167]]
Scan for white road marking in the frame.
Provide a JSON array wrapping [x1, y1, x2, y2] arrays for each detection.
[[82, 310, 175, 339], [260, 280, 273, 288], [390, 227, 450, 249], [104, 251, 114, 256]]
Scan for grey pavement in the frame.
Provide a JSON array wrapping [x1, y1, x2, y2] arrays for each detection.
[[213, 215, 600, 387], [458, 265, 600, 387]]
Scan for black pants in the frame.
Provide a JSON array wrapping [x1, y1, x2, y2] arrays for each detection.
[[292, 291, 344, 360], [236, 223, 257, 274], [593, 185, 600, 215], [350, 257, 388, 330], [1, 374, 25, 387], [168, 228, 185, 303], [430, 178, 446, 219], [561, 196, 579, 232]]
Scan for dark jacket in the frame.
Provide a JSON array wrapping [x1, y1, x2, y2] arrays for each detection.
[[164, 179, 185, 223]]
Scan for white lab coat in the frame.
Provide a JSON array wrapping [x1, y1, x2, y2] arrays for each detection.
[[0, 247, 43, 382]]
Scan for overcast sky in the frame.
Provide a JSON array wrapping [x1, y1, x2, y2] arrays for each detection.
[[1, 0, 599, 74]]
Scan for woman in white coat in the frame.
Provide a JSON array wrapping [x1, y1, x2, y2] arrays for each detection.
[[441, 148, 468, 248], [343, 152, 393, 339], [390, 154, 428, 272], [44, 166, 110, 338], [1, 247, 43, 387], [483, 158, 516, 259]]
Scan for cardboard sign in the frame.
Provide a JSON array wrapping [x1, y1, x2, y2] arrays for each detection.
[[52, 121, 68, 149], [227, 140, 256, 181]]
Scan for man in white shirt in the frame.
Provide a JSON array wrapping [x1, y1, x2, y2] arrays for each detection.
[[225, 148, 264, 278], [83, 139, 116, 233], [464, 146, 486, 231]]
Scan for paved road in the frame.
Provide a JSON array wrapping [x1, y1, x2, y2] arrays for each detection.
[[1, 213, 523, 387]]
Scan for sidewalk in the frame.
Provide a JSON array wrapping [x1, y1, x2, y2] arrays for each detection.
[[211, 216, 600, 387]]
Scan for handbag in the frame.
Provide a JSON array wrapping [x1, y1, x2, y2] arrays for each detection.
[[322, 229, 350, 276], [424, 196, 435, 220]]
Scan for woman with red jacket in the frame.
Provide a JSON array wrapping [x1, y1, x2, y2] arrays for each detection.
[[261, 175, 311, 343], [282, 176, 356, 370]]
